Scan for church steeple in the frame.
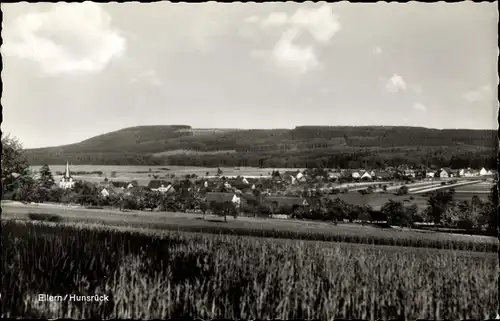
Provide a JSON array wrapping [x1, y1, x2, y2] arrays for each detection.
[[65, 161, 70, 178]]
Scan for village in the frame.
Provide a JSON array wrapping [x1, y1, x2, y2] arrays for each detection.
[[40, 161, 496, 225]]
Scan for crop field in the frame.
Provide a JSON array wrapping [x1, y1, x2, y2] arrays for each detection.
[[453, 181, 494, 194], [29, 165, 289, 182], [1, 220, 497, 320], [3, 203, 497, 252]]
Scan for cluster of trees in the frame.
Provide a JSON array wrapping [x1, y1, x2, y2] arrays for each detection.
[[380, 188, 498, 234]]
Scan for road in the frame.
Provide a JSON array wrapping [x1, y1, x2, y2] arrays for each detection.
[[410, 180, 482, 194]]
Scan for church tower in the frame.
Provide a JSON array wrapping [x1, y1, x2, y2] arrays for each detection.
[[59, 161, 75, 189]]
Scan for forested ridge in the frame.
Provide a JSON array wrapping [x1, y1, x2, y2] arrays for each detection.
[[25, 125, 497, 168]]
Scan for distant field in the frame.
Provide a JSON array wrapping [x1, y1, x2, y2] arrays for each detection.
[[453, 181, 494, 193], [152, 149, 237, 157], [30, 165, 297, 177], [30, 165, 291, 185]]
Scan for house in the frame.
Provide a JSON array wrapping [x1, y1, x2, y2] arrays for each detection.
[[360, 171, 372, 180], [295, 172, 307, 182], [59, 161, 75, 189], [426, 172, 435, 178], [480, 168, 488, 176], [352, 172, 361, 179], [147, 180, 175, 194], [100, 188, 110, 198], [438, 168, 454, 178], [242, 177, 249, 185], [159, 184, 175, 194], [459, 169, 465, 177], [438, 169, 448, 178], [99, 185, 124, 198]]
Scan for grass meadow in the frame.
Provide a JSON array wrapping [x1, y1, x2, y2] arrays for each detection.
[[1, 219, 498, 320]]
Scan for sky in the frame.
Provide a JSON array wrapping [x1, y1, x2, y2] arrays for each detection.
[[1, 2, 498, 148]]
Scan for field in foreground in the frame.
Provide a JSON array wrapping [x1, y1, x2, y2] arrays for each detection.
[[3, 203, 498, 252], [1, 220, 497, 320]]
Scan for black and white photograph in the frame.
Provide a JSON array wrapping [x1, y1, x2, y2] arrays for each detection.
[[1, 1, 498, 319]]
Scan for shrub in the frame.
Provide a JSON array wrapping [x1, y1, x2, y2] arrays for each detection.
[[27, 212, 63, 223], [397, 185, 409, 195]]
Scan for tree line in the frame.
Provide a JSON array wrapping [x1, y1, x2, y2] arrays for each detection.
[[25, 147, 496, 169]]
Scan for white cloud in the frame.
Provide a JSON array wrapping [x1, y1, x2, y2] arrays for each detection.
[[413, 102, 427, 112], [272, 28, 319, 74], [373, 46, 382, 55], [260, 12, 288, 28], [251, 28, 319, 75], [462, 84, 493, 102], [249, 4, 340, 75], [290, 4, 341, 44], [1, 2, 126, 75], [385, 74, 407, 93]]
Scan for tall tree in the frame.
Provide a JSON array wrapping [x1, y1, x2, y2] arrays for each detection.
[[1, 134, 29, 195], [382, 200, 405, 227], [38, 165, 55, 189], [425, 190, 454, 225]]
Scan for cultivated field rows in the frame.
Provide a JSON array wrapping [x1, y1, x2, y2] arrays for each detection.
[[2, 202, 497, 252], [2, 220, 497, 320]]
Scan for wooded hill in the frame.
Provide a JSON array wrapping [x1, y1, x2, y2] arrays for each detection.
[[25, 125, 497, 169]]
